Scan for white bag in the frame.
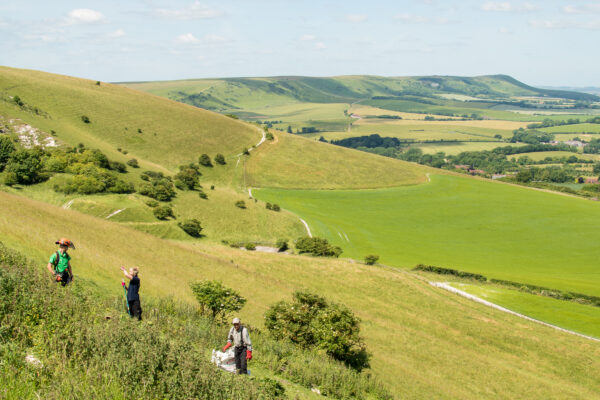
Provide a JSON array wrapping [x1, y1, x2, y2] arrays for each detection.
[[211, 349, 237, 373]]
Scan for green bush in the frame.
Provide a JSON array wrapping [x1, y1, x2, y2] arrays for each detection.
[[138, 175, 176, 201], [266, 132, 274, 140], [5, 148, 47, 184], [245, 243, 256, 251], [199, 154, 213, 167], [109, 160, 127, 173], [275, 239, 288, 252], [198, 190, 208, 199], [145, 199, 159, 208], [175, 165, 201, 190], [235, 200, 246, 209], [189, 280, 246, 321], [2, 171, 18, 186], [266, 202, 272, 210], [127, 158, 139, 168], [364, 255, 379, 265], [243, 148, 250, 156], [153, 205, 174, 220], [214, 154, 226, 165], [265, 291, 370, 371], [81, 115, 90, 123], [178, 219, 203, 237], [0, 136, 16, 171], [271, 204, 280, 212], [295, 237, 342, 258]]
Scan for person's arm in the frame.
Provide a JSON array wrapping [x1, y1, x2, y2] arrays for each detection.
[[120, 266, 133, 280], [244, 328, 253, 360], [222, 328, 233, 351], [67, 261, 73, 279], [47, 262, 55, 275]]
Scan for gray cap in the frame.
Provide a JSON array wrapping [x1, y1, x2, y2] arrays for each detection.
[[232, 317, 240, 324]]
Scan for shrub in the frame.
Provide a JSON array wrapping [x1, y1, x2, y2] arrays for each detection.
[[235, 200, 246, 209], [266, 202, 272, 210], [198, 190, 208, 199], [109, 161, 127, 173], [199, 154, 212, 167], [365, 255, 379, 265], [295, 236, 342, 258], [0, 136, 16, 171], [245, 243, 256, 251], [174, 166, 200, 190], [138, 176, 176, 201], [266, 132, 274, 140], [5, 149, 47, 184], [272, 204, 280, 212], [127, 158, 139, 168], [153, 205, 174, 220], [243, 147, 250, 156], [178, 219, 203, 237], [276, 239, 288, 252], [189, 280, 246, 321], [3, 171, 18, 186], [214, 154, 226, 165], [145, 199, 159, 208], [12, 95, 24, 107], [264, 291, 370, 371], [210, 185, 215, 190], [81, 115, 90, 124]]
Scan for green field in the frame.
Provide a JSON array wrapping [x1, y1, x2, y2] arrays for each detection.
[[255, 174, 600, 296], [449, 283, 600, 338], [514, 151, 600, 162], [540, 123, 600, 133], [415, 141, 523, 155]]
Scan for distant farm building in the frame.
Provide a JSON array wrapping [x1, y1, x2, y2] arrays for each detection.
[[586, 177, 599, 184], [469, 169, 485, 175], [492, 174, 507, 180], [564, 140, 586, 147], [455, 165, 470, 170]]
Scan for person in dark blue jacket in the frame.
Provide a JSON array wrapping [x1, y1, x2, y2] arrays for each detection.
[[120, 266, 142, 320]]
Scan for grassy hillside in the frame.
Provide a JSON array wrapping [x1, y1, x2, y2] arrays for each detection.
[[244, 132, 428, 189], [0, 66, 260, 169], [0, 190, 599, 399], [254, 174, 600, 296]]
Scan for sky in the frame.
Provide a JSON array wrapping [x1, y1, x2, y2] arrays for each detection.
[[0, 0, 599, 86]]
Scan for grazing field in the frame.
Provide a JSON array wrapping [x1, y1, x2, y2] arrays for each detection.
[[0, 190, 599, 399], [539, 123, 600, 133], [244, 132, 429, 189], [449, 283, 600, 339], [255, 174, 600, 296], [514, 151, 600, 161], [414, 141, 521, 155]]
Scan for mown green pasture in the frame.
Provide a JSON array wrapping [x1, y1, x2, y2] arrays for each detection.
[[255, 174, 600, 296], [415, 141, 522, 155], [449, 283, 600, 338], [539, 123, 600, 133], [514, 151, 600, 161]]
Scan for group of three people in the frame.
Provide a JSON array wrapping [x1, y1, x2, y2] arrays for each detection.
[[46, 238, 252, 374]]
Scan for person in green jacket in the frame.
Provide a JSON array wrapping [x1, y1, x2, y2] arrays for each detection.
[[46, 238, 75, 286]]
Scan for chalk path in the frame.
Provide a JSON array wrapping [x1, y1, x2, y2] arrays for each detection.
[[430, 282, 600, 342]]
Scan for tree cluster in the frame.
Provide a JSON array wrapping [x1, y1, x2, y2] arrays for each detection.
[[295, 236, 342, 258]]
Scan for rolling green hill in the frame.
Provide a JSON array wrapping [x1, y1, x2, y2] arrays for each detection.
[[2, 67, 600, 399]]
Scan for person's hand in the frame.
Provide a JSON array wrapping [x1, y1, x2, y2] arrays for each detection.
[[120, 266, 126, 271], [222, 342, 232, 352], [246, 350, 252, 360], [121, 280, 126, 287]]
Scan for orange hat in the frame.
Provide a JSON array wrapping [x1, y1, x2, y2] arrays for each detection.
[[55, 238, 76, 249]]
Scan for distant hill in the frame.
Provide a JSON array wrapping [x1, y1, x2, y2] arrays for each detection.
[[541, 86, 600, 96], [120, 74, 600, 113]]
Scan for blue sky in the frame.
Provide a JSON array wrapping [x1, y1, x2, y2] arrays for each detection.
[[0, 1, 598, 86]]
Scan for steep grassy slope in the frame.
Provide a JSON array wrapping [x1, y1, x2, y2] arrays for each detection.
[[0, 191, 599, 399], [244, 132, 428, 189], [0, 67, 259, 169]]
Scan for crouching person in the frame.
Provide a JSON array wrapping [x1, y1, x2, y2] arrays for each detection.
[[222, 317, 252, 374]]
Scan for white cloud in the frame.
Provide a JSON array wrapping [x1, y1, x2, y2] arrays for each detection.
[[315, 42, 326, 50], [176, 33, 200, 43], [563, 4, 600, 14], [481, 2, 537, 13], [108, 29, 125, 38], [155, 1, 222, 20], [300, 34, 316, 41], [345, 14, 367, 23], [529, 19, 600, 29], [393, 13, 450, 24], [66, 9, 105, 24]]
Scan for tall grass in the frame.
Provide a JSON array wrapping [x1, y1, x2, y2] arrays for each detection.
[[0, 242, 391, 399]]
